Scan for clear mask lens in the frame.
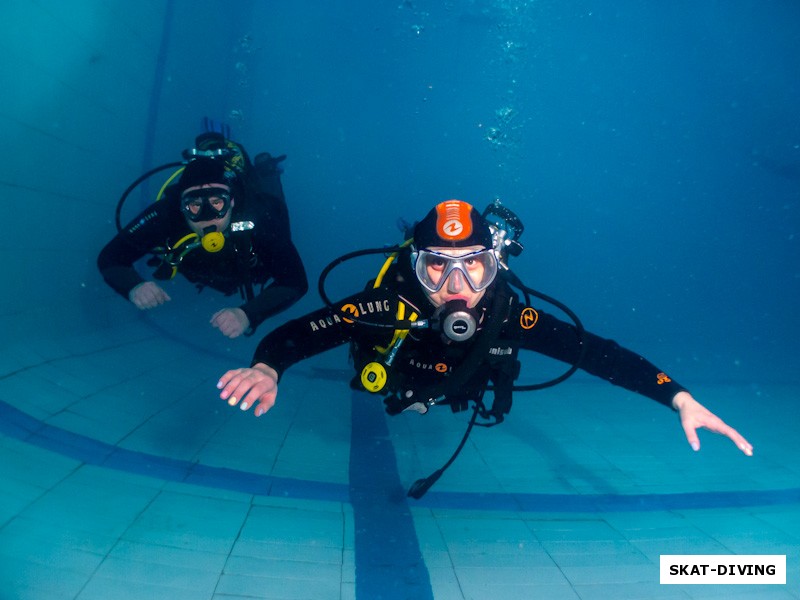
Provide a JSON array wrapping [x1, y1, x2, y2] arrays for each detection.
[[415, 249, 498, 293], [181, 188, 231, 222]]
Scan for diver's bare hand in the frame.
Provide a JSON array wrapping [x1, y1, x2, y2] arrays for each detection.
[[129, 281, 171, 309], [211, 308, 250, 338], [672, 391, 753, 456], [217, 363, 278, 417]]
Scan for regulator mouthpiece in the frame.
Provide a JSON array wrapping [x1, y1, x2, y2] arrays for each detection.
[[433, 300, 478, 342]]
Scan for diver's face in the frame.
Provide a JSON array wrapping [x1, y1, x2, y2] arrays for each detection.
[[182, 184, 234, 234], [420, 245, 489, 309]]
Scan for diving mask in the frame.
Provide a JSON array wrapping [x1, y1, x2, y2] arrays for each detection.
[[413, 248, 498, 293], [180, 186, 232, 222]]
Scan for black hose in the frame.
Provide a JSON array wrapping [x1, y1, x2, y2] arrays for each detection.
[[502, 270, 588, 391], [317, 246, 411, 330], [407, 401, 481, 499], [115, 162, 183, 231]]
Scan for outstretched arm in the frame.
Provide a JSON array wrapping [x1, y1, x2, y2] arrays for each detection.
[[672, 391, 753, 456], [514, 307, 754, 456]]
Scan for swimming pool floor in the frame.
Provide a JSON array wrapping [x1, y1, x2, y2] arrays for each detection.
[[1, 319, 798, 599]]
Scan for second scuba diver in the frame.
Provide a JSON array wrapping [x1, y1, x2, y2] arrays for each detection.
[[216, 199, 752, 494], [97, 132, 308, 338]]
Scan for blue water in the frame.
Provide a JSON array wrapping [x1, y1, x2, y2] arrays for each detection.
[[2, 1, 799, 598], [138, 0, 800, 385]]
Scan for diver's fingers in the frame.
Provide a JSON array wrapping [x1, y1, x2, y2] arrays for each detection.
[[217, 367, 272, 391], [138, 284, 164, 308], [152, 286, 171, 306], [680, 411, 753, 456], [211, 311, 236, 337], [252, 392, 278, 417], [216, 368, 240, 393], [217, 368, 278, 416], [130, 282, 170, 309], [698, 418, 753, 456], [681, 420, 702, 452], [217, 368, 253, 401], [727, 429, 754, 456], [210, 308, 248, 339]]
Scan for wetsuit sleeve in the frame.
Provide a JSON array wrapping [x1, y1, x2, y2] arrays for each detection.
[[511, 306, 687, 408], [251, 289, 396, 380], [239, 196, 308, 330], [97, 202, 172, 299]]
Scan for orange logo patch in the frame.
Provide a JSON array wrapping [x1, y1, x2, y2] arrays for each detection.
[[520, 307, 539, 330], [656, 372, 672, 385], [435, 363, 448, 373], [340, 303, 359, 324], [435, 200, 474, 242]]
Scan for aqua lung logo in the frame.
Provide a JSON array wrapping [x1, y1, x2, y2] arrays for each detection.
[[442, 219, 464, 237], [520, 307, 539, 330], [435, 200, 473, 242], [450, 317, 470, 335], [408, 359, 450, 372], [127, 210, 158, 234], [308, 313, 345, 332], [309, 299, 392, 331]]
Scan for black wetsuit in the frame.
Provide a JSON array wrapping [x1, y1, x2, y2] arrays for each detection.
[[98, 165, 308, 331], [252, 258, 686, 413]]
